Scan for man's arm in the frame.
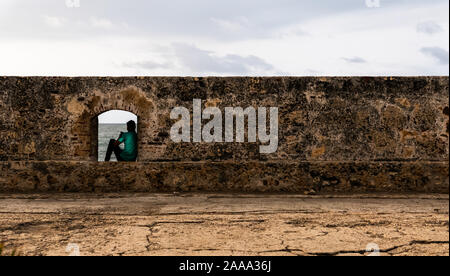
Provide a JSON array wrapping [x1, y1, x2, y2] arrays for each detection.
[[114, 132, 124, 147]]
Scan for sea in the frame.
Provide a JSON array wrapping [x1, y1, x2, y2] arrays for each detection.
[[98, 124, 128, 161]]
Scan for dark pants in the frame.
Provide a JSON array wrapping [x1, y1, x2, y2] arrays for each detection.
[[105, 139, 124, 161]]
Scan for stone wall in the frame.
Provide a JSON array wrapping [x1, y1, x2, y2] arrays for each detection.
[[0, 77, 448, 193]]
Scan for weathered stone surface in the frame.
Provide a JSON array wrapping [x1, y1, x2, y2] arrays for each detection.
[[0, 77, 448, 193], [0, 161, 447, 193], [0, 193, 448, 256]]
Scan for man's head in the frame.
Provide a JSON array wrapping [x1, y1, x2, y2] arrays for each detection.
[[127, 120, 136, 132]]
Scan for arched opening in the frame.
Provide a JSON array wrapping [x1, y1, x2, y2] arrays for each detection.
[[96, 110, 138, 162]]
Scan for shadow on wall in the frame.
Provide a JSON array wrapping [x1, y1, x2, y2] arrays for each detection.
[[96, 110, 138, 162]]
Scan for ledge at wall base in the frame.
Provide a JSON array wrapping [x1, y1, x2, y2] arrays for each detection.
[[0, 161, 448, 193]]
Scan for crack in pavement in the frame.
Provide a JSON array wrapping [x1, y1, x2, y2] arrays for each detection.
[[143, 222, 159, 252], [229, 219, 266, 223], [255, 240, 450, 256], [258, 246, 304, 256], [303, 240, 449, 256], [1, 209, 446, 216], [140, 221, 206, 252]]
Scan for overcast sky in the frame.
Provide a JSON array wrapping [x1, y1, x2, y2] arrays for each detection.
[[0, 0, 448, 78], [98, 109, 137, 124]]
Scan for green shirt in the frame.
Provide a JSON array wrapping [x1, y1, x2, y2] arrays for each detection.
[[118, 132, 137, 161]]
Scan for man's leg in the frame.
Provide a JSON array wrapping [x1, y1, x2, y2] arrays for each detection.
[[113, 143, 124, 161], [105, 139, 123, 161], [104, 139, 115, 161]]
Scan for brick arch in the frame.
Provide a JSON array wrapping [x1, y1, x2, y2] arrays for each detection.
[[92, 109, 140, 162], [70, 87, 157, 161]]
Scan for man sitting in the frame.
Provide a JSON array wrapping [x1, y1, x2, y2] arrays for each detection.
[[105, 120, 137, 162]]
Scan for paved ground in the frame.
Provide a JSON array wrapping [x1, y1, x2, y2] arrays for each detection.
[[0, 193, 448, 256]]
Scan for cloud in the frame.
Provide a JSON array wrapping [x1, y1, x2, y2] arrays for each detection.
[[98, 110, 137, 124], [210, 17, 249, 33], [417, 21, 443, 34], [342, 57, 367, 64], [120, 44, 277, 75], [90, 17, 114, 29], [122, 60, 172, 70], [172, 43, 275, 75], [420, 47, 449, 65], [43, 15, 65, 28], [0, 0, 448, 76], [305, 69, 322, 76], [0, 0, 404, 42]]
